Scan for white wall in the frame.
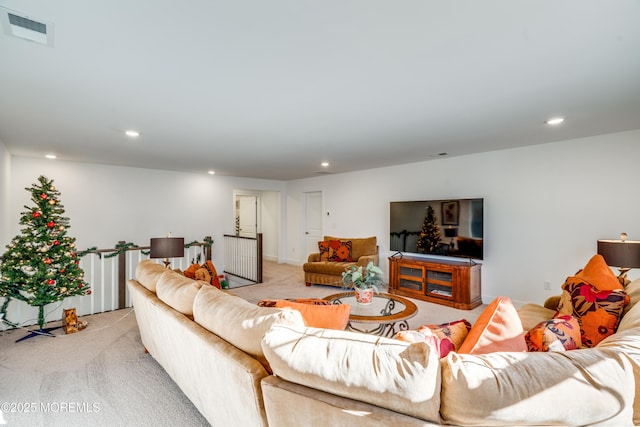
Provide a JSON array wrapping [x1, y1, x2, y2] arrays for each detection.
[[4, 129, 639, 311], [285, 130, 640, 306], [7, 158, 286, 270], [0, 140, 10, 248]]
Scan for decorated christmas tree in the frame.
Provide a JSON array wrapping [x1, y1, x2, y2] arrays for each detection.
[[416, 205, 441, 254], [0, 176, 90, 339]]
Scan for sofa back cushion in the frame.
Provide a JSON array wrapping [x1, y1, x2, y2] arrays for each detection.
[[193, 286, 304, 368], [135, 259, 169, 292], [155, 269, 205, 317], [324, 236, 377, 260], [262, 324, 442, 423], [440, 348, 635, 426]]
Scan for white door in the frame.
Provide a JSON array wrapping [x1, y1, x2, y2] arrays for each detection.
[[236, 195, 257, 238], [304, 191, 323, 259]]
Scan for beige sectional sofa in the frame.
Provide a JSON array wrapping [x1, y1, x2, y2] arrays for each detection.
[[129, 259, 640, 426]]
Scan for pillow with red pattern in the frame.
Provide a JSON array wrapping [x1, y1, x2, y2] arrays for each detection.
[[525, 315, 582, 352], [393, 329, 455, 358], [318, 240, 353, 262], [557, 280, 627, 347], [416, 319, 471, 352]]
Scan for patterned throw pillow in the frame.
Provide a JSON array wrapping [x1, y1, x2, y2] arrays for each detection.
[[393, 329, 455, 358], [318, 240, 353, 262], [416, 319, 471, 352], [557, 280, 627, 347], [525, 315, 582, 352]]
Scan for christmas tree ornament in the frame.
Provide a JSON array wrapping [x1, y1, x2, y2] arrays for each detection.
[[0, 175, 90, 342]]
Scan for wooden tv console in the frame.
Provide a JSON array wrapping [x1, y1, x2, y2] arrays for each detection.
[[388, 255, 482, 310]]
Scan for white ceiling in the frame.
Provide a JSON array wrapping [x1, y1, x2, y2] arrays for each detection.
[[1, 1, 639, 181]]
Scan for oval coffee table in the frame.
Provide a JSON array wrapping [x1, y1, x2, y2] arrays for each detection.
[[322, 292, 417, 337]]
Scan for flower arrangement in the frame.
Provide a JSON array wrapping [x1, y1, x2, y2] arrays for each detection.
[[342, 261, 385, 293]]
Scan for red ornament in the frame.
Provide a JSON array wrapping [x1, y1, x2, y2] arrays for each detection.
[[78, 283, 83, 288], [47, 221, 55, 228], [45, 258, 52, 264], [87, 290, 92, 295], [40, 193, 48, 200], [53, 240, 60, 246], [33, 212, 41, 218], [47, 279, 55, 285]]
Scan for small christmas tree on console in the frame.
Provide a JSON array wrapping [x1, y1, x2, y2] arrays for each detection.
[[0, 176, 90, 342], [416, 205, 441, 254]]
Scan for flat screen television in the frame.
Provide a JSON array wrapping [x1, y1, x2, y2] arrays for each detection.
[[390, 198, 484, 260]]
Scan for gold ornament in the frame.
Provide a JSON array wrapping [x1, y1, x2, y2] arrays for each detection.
[[49, 199, 56, 205]]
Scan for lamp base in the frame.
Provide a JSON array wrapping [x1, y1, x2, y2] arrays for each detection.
[[163, 258, 171, 268], [618, 268, 630, 286]]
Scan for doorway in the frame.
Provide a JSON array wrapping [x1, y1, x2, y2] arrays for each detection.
[[303, 191, 323, 260], [235, 194, 258, 238]]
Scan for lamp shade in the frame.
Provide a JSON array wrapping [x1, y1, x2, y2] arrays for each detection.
[[444, 227, 459, 238], [150, 237, 185, 259], [597, 240, 640, 269]]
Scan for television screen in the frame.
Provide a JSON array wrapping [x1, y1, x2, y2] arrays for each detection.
[[390, 198, 484, 260]]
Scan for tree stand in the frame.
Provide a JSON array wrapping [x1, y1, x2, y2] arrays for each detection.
[[15, 306, 60, 343]]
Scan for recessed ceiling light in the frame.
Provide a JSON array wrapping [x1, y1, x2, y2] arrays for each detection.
[[321, 162, 330, 167], [45, 154, 56, 159], [125, 130, 140, 138], [545, 117, 565, 125], [208, 170, 215, 175]]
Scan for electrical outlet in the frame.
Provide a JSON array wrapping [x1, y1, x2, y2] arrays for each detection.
[[544, 281, 551, 290]]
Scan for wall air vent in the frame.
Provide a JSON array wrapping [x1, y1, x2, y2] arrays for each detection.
[[0, 7, 54, 47]]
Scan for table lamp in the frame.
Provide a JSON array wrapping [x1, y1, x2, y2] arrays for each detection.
[[150, 234, 185, 268], [597, 233, 640, 285]]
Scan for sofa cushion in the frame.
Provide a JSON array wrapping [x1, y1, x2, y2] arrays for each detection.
[[135, 259, 169, 292], [518, 303, 556, 331], [440, 348, 635, 425], [262, 324, 442, 423], [458, 296, 527, 354], [156, 270, 205, 317], [525, 315, 581, 352], [272, 300, 351, 330], [623, 277, 640, 318], [557, 280, 627, 347], [302, 261, 357, 275], [193, 285, 305, 368]]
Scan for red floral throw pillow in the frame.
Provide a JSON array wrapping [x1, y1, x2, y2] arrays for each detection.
[[416, 319, 471, 352], [393, 329, 455, 358], [318, 240, 353, 262], [557, 280, 627, 347], [525, 315, 582, 352]]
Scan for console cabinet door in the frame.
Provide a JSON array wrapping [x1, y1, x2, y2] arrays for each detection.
[[388, 256, 481, 310]]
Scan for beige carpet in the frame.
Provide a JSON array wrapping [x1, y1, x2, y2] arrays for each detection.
[[0, 261, 485, 427]]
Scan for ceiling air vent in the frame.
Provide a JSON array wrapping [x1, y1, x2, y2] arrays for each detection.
[[0, 7, 54, 47]]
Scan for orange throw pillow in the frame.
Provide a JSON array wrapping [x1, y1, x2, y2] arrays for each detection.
[[274, 300, 351, 330], [203, 261, 221, 288], [183, 263, 200, 279], [574, 254, 624, 292], [458, 297, 527, 355]]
